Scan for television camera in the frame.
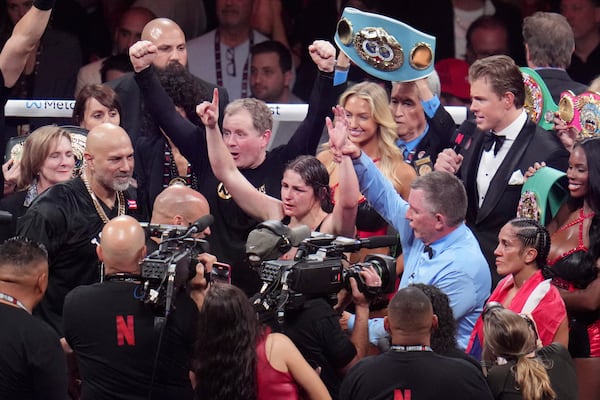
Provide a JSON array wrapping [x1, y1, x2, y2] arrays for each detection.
[[139, 215, 229, 321], [246, 220, 398, 325]]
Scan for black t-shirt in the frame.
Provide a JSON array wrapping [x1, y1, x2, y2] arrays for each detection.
[[279, 298, 356, 399], [16, 177, 140, 335], [0, 303, 68, 400], [340, 350, 494, 400], [63, 280, 198, 400], [486, 343, 578, 400], [134, 67, 337, 296]]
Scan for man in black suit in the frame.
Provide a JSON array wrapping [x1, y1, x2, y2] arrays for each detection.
[[435, 55, 569, 287], [109, 18, 229, 144], [392, 73, 456, 176], [522, 11, 587, 103]]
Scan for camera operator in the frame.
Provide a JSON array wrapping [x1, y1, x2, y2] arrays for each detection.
[[148, 184, 216, 308], [275, 260, 381, 399], [63, 215, 203, 400]]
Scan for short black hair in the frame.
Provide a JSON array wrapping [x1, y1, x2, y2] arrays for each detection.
[[0, 237, 47, 271], [250, 40, 292, 73]]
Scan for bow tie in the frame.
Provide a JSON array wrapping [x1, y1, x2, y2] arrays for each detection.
[[482, 131, 506, 155], [423, 245, 433, 259]]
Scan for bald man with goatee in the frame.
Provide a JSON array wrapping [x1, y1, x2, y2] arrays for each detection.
[[339, 287, 494, 400], [63, 216, 199, 400], [17, 123, 140, 339]]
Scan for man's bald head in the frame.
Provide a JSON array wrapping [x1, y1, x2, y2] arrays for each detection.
[[385, 287, 436, 343], [141, 18, 187, 69], [98, 216, 146, 274], [86, 123, 131, 155], [151, 185, 211, 237], [85, 123, 134, 192]]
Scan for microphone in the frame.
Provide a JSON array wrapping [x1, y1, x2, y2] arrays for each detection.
[[332, 235, 398, 252], [186, 214, 214, 236], [451, 120, 476, 154]]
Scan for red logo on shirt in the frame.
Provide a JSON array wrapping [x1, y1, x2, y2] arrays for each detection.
[[394, 388, 412, 400], [116, 315, 135, 346]]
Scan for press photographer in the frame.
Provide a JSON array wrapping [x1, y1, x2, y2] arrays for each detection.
[[245, 221, 392, 399], [63, 216, 203, 400]]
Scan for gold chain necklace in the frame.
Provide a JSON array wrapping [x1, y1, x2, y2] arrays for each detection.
[[81, 170, 125, 224]]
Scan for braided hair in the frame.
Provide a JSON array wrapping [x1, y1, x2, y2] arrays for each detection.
[[508, 218, 550, 268]]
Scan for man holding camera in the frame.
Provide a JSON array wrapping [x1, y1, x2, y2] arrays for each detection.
[[63, 216, 204, 400], [265, 251, 381, 399]]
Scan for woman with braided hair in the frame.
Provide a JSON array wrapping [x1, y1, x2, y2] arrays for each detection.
[[467, 218, 568, 359]]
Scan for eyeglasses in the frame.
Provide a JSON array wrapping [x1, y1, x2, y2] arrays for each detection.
[[519, 313, 540, 343], [226, 47, 236, 77]]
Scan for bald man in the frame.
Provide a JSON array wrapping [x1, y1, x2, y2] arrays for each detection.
[[339, 287, 493, 400], [109, 17, 228, 145], [0, 237, 68, 399], [17, 123, 140, 338], [152, 185, 210, 229], [63, 216, 198, 400]]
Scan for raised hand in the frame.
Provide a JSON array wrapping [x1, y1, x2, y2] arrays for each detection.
[[553, 112, 578, 152], [129, 40, 158, 73], [327, 105, 360, 161], [196, 88, 220, 129], [308, 40, 336, 73]]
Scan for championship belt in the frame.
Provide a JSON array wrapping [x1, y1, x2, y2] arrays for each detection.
[[60, 125, 88, 177], [516, 167, 568, 226], [520, 67, 557, 131], [334, 7, 436, 82], [558, 90, 600, 138]]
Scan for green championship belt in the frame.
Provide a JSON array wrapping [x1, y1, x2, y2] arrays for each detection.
[[520, 67, 558, 131], [517, 166, 568, 226]]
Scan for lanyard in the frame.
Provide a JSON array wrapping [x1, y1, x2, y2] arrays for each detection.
[[214, 29, 253, 98], [0, 292, 29, 313], [390, 345, 433, 352]]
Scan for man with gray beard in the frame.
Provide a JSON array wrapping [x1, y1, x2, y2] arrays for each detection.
[[17, 123, 141, 340]]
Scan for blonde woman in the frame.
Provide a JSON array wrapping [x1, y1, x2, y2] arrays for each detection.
[[318, 82, 416, 261]]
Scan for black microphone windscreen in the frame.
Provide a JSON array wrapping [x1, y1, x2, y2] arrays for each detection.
[[360, 235, 398, 249], [190, 214, 214, 232]]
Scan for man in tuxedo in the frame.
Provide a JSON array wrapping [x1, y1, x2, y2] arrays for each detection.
[[435, 55, 569, 287]]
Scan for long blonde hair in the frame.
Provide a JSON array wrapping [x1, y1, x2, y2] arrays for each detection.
[[483, 308, 556, 400], [332, 82, 403, 191]]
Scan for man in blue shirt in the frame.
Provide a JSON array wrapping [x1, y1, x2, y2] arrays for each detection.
[[329, 112, 490, 349]]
